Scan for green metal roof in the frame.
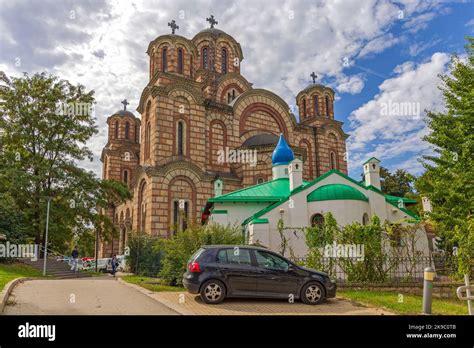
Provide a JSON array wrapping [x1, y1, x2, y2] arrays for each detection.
[[249, 218, 269, 224], [307, 184, 369, 202], [240, 169, 419, 226], [208, 178, 308, 203], [362, 157, 381, 165], [385, 194, 417, 205]]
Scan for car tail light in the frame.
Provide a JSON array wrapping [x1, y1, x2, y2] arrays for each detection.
[[188, 261, 201, 273]]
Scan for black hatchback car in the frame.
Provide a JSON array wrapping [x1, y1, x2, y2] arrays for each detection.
[[183, 245, 336, 305]]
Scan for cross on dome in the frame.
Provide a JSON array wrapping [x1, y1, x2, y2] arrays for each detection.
[[121, 99, 129, 111], [206, 15, 218, 28], [168, 19, 179, 34], [310, 72, 318, 84]]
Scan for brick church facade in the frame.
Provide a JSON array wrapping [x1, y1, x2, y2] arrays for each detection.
[[99, 17, 348, 257]]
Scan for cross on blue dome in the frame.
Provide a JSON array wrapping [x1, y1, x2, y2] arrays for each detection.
[[272, 134, 294, 166]]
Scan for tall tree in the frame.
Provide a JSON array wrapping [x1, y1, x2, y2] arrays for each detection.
[[0, 72, 130, 254], [361, 166, 416, 196], [416, 37, 474, 264]]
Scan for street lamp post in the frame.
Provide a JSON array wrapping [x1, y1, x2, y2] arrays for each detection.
[[42, 197, 52, 276]]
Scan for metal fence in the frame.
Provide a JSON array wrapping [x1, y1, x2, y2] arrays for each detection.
[[292, 256, 441, 284]]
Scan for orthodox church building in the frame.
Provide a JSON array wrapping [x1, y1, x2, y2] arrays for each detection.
[[100, 16, 349, 256]]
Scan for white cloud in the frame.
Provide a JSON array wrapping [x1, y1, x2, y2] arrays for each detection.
[[358, 34, 401, 58], [408, 38, 442, 57], [335, 74, 365, 95], [347, 52, 450, 173], [0, 0, 450, 176]]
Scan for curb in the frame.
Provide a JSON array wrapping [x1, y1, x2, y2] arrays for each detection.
[[117, 277, 193, 315], [0, 277, 30, 313]]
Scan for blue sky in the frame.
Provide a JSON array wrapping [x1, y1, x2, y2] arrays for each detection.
[[0, 0, 473, 179]]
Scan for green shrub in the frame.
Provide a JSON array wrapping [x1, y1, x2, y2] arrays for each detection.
[[159, 223, 244, 286], [126, 231, 164, 276]]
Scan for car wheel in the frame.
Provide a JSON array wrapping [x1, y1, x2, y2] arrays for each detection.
[[200, 279, 226, 304], [301, 282, 325, 305]]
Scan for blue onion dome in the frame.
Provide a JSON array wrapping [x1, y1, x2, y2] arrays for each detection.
[[272, 134, 294, 166]]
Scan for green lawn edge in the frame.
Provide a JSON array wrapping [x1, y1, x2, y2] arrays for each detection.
[[338, 290, 468, 315], [121, 275, 186, 292], [0, 263, 45, 291]]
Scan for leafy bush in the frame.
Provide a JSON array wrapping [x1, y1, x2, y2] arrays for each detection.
[[126, 231, 164, 276], [159, 223, 244, 286], [303, 213, 436, 283]]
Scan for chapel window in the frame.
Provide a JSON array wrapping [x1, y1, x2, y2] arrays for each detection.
[[222, 48, 227, 74], [325, 96, 331, 117], [178, 48, 184, 74], [313, 95, 320, 116], [311, 213, 325, 228], [125, 121, 130, 139], [202, 47, 209, 69], [162, 47, 168, 72], [145, 122, 151, 159], [177, 121, 185, 156], [330, 152, 337, 170], [123, 169, 129, 186], [362, 213, 370, 225]]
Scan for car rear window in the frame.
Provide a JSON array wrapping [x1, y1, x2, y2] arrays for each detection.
[[190, 248, 205, 261], [217, 248, 251, 265]]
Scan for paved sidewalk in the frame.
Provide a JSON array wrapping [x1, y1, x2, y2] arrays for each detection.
[[4, 277, 179, 315], [149, 291, 393, 315]]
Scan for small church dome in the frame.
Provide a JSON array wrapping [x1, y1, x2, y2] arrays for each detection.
[[114, 110, 136, 118], [272, 134, 294, 166], [307, 184, 369, 202]]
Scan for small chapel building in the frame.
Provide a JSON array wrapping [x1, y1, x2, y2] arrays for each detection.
[[206, 134, 430, 257]]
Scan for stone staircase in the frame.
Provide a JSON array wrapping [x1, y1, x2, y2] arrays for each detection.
[[21, 257, 92, 279]]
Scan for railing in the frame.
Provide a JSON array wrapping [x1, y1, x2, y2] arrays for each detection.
[[293, 256, 438, 284]]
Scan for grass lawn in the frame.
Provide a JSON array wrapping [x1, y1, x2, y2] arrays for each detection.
[[0, 263, 44, 291], [121, 275, 185, 292], [338, 290, 468, 315]]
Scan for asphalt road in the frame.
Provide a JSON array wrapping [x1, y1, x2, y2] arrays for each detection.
[[3, 277, 179, 315]]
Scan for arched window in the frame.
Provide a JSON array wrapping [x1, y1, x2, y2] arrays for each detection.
[[257, 177, 265, 184], [362, 213, 370, 225], [325, 95, 331, 116], [138, 181, 146, 232], [302, 98, 307, 118], [232, 89, 235, 100], [330, 151, 337, 170], [313, 95, 320, 116], [150, 49, 155, 77], [114, 121, 119, 139], [177, 121, 184, 156], [134, 125, 138, 142], [221, 48, 227, 74], [125, 121, 130, 139], [123, 169, 129, 186], [202, 47, 208, 69], [311, 213, 324, 228], [177, 48, 184, 74], [162, 47, 168, 72], [173, 200, 189, 234], [227, 92, 231, 103], [145, 122, 151, 159]]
